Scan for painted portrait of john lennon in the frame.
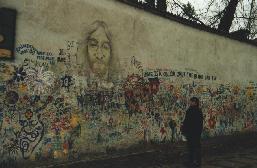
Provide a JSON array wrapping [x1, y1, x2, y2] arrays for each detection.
[[78, 20, 120, 88]]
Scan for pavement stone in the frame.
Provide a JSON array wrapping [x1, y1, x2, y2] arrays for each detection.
[[46, 147, 257, 168], [41, 132, 257, 168]]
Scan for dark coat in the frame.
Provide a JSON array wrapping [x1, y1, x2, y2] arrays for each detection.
[[182, 106, 203, 138]]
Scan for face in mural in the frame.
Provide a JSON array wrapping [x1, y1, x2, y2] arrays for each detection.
[[86, 21, 112, 79]]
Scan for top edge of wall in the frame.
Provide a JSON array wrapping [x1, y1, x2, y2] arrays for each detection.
[[117, 0, 257, 49]]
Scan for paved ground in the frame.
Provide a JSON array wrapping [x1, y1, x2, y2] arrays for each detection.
[[47, 146, 257, 168], [35, 132, 257, 168], [158, 148, 257, 168], [200, 149, 257, 168]]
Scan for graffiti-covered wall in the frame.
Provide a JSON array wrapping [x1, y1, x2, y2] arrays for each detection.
[[0, 0, 257, 166]]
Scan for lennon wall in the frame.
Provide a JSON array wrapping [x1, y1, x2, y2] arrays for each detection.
[[0, 0, 257, 166]]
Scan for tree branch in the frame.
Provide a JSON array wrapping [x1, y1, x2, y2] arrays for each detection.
[[172, 0, 206, 25]]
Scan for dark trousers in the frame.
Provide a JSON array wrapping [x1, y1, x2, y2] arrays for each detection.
[[187, 136, 201, 165]]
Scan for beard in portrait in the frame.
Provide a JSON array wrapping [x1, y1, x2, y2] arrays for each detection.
[[77, 20, 120, 90]]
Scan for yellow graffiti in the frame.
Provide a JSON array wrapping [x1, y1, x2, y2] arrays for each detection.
[[19, 83, 28, 92], [246, 85, 254, 98], [232, 85, 240, 95], [70, 114, 80, 128]]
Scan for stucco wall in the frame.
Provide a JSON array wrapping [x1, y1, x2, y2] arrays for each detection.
[[0, 0, 257, 166]]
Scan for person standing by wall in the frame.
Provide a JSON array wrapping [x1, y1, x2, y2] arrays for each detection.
[[181, 97, 203, 167]]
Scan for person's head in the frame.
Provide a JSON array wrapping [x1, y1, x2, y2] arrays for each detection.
[[84, 20, 112, 78], [189, 97, 199, 107], [148, 77, 160, 94]]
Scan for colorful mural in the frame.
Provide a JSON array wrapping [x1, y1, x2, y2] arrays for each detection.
[[0, 20, 256, 167]]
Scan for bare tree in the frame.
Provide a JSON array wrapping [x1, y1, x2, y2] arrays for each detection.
[[144, 0, 155, 8], [157, 0, 167, 11], [218, 0, 240, 32], [127, 0, 257, 39], [170, 0, 257, 39]]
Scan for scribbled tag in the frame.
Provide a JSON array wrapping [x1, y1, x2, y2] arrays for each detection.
[[17, 121, 44, 159]]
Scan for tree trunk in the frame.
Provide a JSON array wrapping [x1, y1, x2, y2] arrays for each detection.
[[218, 0, 239, 32], [247, 0, 255, 30], [157, 0, 167, 11]]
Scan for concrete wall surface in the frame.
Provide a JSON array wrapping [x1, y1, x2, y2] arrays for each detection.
[[0, 0, 256, 166]]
